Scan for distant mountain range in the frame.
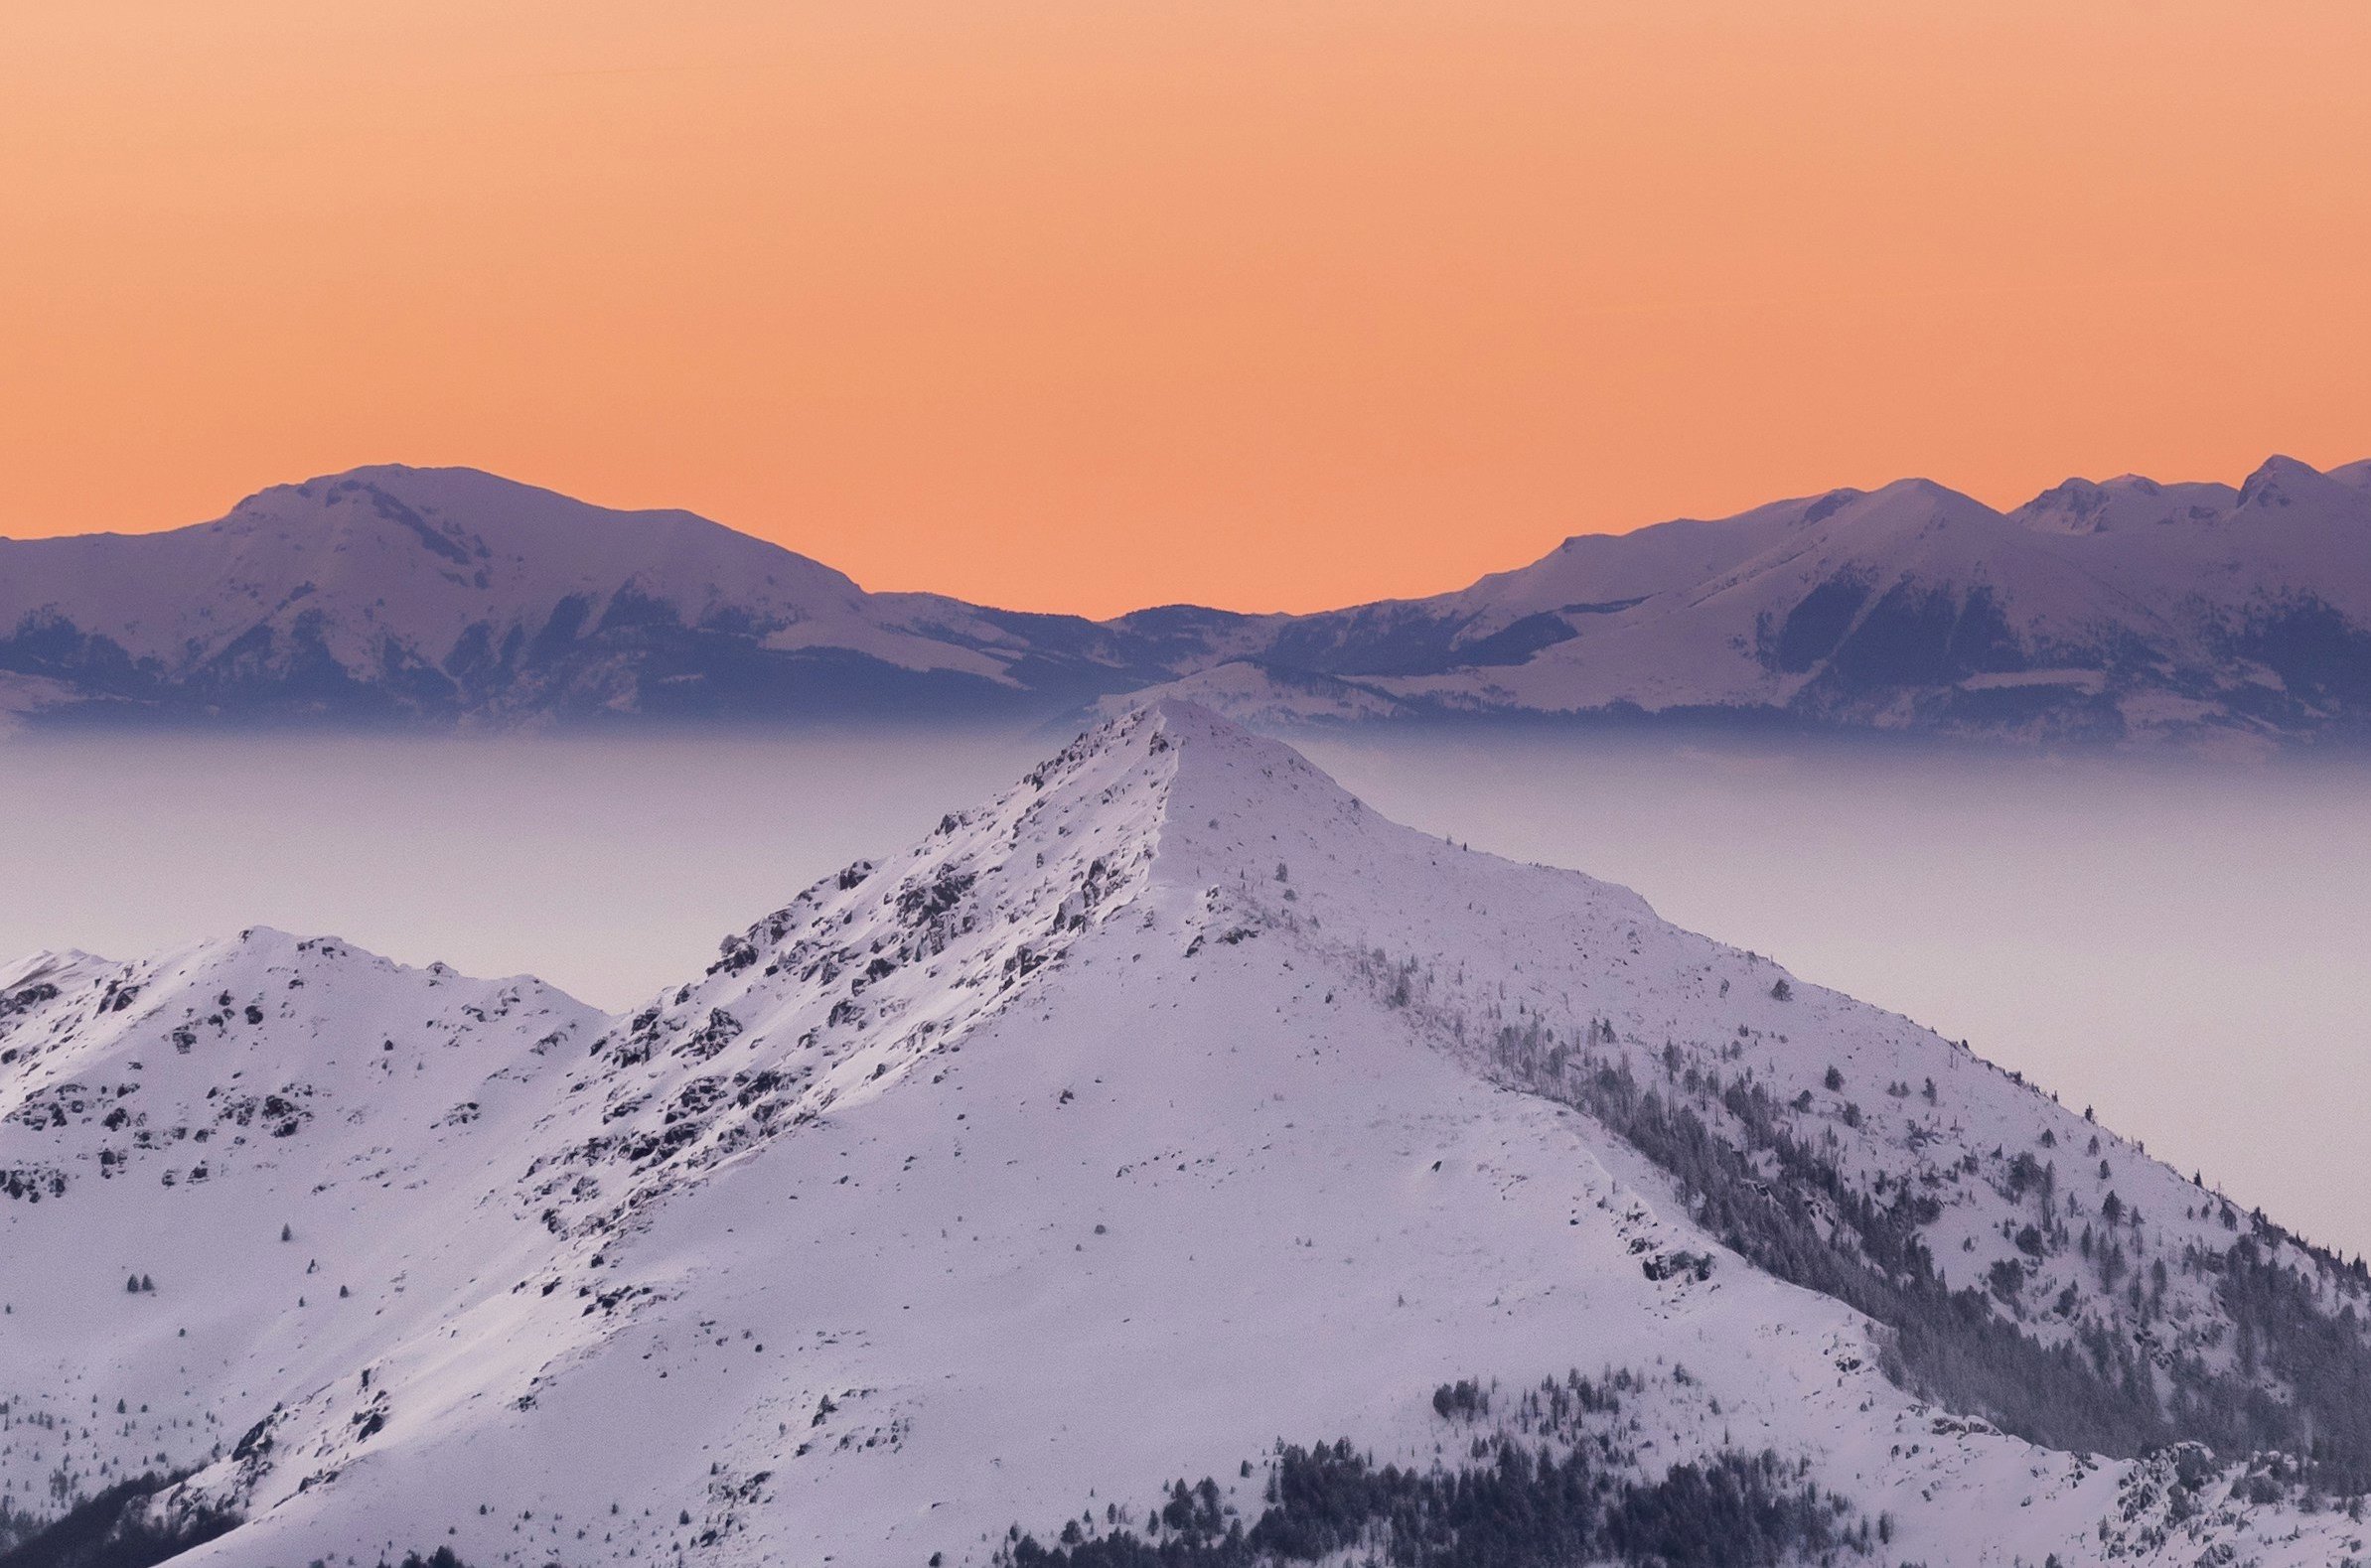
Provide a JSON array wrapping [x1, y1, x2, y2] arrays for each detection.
[[4, 455, 2368, 746], [7, 703, 2368, 1564]]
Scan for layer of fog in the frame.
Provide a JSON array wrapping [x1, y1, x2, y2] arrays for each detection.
[[4, 726, 2365, 1260]]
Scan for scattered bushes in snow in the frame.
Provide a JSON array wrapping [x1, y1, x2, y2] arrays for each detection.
[[1429, 1379, 1488, 1420]]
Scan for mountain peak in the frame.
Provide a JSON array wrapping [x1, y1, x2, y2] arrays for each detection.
[[574, 699, 1386, 1151], [0, 946, 111, 996], [1796, 476, 2001, 541], [2236, 452, 2348, 513], [219, 463, 795, 566], [15, 697, 2371, 1563], [1041, 697, 1334, 796], [228, 463, 569, 528], [1100, 696, 1366, 816], [2008, 471, 2240, 533]]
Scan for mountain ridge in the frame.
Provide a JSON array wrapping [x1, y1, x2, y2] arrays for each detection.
[[3, 454, 2369, 745], [6, 701, 2370, 1565]]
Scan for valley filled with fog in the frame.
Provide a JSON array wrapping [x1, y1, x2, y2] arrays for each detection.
[[5, 724, 2365, 1258]]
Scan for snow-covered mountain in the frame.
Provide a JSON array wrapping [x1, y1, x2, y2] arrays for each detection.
[[1112, 455, 2371, 749], [0, 467, 1166, 727], [6, 456, 2370, 745], [6, 703, 2369, 1566]]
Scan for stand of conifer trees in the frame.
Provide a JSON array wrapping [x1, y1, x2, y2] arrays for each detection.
[[999, 1437, 1865, 1568]]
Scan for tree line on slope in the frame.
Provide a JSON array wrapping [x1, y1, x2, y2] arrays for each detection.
[[996, 1437, 1870, 1568], [0, 1469, 469, 1568], [0, 1471, 232, 1568], [1484, 1019, 2371, 1497]]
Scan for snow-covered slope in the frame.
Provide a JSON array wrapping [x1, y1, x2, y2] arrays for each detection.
[[6, 703, 2368, 1565], [1144, 456, 2371, 749], [0, 466, 1158, 726], [6, 455, 2368, 744]]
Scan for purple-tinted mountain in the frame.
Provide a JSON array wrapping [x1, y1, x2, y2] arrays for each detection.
[[4, 455, 2367, 746]]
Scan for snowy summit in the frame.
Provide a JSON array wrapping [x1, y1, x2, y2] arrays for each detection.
[[4, 702, 2370, 1565]]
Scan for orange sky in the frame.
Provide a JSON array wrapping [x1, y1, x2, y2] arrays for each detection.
[[3, 2, 2369, 617]]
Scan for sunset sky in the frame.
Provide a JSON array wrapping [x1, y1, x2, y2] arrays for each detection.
[[4, 1, 2368, 617]]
